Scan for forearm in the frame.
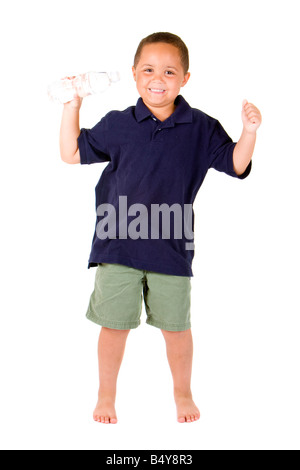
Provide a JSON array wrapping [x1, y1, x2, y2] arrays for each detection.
[[233, 128, 256, 175], [59, 104, 81, 163]]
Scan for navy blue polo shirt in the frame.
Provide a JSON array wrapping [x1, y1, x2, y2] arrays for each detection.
[[78, 94, 251, 277]]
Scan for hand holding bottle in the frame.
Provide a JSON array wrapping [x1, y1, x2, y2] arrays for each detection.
[[60, 76, 83, 110], [48, 71, 120, 104], [56, 70, 120, 165]]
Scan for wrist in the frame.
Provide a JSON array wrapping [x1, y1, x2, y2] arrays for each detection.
[[63, 98, 82, 111], [242, 126, 257, 137]]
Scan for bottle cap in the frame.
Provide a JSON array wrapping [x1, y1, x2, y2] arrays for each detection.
[[109, 71, 121, 83]]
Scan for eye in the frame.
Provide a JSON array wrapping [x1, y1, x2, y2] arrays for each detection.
[[144, 68, 153, 73], [165, 70, 175, 75]]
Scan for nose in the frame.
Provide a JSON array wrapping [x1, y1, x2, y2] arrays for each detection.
[[152, 70, 164, 81]]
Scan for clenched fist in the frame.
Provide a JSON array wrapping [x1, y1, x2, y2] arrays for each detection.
[[61, 76, 83, 110], [242, 100, 262, 134]]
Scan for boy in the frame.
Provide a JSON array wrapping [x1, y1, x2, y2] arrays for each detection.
[[59, 32, 262, 424]]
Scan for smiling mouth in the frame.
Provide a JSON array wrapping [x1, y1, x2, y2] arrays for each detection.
[[148, 88, 166, 94]]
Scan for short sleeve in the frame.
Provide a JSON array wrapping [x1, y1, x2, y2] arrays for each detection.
[[208, 119, 252, 179], [77, 115, 111, 165]]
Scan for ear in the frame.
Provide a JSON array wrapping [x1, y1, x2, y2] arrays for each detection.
[[132, 66, 137, 82], [181, 72, 191, 88]]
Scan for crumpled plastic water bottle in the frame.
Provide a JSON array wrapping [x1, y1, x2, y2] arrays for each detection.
[[47, 71, 120, 104]]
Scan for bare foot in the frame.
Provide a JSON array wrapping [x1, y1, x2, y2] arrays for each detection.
[[93, 397, 118, 424], [175, 393, 200, 423]]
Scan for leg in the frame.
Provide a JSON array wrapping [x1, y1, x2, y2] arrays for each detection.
[[161, 328, 200, 423], [93, 326, 130, 424]]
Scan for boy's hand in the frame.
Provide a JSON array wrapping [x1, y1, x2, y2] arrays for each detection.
[[67, 94, 83, 109], [242, 100, 262, 134], [61, 76, 83, 110]]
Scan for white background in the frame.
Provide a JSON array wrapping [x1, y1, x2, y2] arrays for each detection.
[[0, 0, 299, 450]]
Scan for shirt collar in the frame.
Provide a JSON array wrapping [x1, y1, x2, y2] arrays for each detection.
[[134, 94, 193, 125]]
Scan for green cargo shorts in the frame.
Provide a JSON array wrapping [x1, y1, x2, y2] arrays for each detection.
[[86, 263, 192, 332]]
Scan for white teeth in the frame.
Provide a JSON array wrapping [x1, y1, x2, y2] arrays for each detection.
[[149, 88, 165, 92]]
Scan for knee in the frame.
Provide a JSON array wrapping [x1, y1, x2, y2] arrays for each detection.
[[161, 328, 191, 340]]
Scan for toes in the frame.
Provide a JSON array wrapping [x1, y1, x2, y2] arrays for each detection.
[[178, 413, 200, 423], [94, 413, 117, 424]]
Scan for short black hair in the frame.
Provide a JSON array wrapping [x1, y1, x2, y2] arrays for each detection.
[[133, 32, 189, 74]]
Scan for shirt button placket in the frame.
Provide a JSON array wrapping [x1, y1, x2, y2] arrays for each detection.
[[153, 128, 162, 140], [151, 115, 163, 139]]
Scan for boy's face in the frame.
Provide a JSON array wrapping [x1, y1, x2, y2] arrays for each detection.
[[132, 42, 190, 120]]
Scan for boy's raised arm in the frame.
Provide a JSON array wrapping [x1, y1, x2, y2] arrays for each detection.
[[59, 94, 83, 164], [233, 100, 262, 175]]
